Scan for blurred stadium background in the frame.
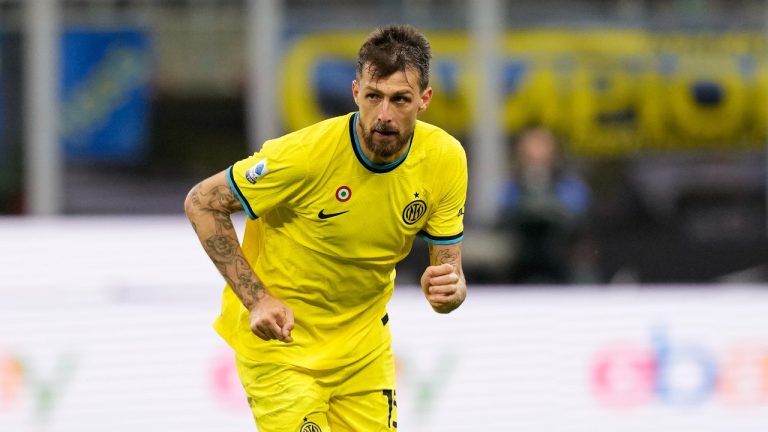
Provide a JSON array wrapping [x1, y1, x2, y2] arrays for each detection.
[[1, 1, 768, 431]]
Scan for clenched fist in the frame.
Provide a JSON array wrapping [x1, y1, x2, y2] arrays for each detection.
[[420, 263, 466, 314], [249, 294, 295, 343]]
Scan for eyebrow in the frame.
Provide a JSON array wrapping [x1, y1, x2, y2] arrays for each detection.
[[363, 86, 416, 97]]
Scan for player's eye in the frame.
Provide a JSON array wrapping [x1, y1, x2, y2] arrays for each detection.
[[366, 93, 382, 101]]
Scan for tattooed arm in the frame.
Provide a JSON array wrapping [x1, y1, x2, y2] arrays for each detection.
[[184, 170, 294, 342], [419, 242, 467, 314]]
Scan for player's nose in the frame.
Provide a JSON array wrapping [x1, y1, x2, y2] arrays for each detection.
[[377, 100, 394, 122]]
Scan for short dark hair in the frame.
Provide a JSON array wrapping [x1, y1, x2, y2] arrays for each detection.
[[356, 24, 432, 91]]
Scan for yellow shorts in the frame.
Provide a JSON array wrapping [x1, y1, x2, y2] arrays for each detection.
[[235, 348, 397, 432]]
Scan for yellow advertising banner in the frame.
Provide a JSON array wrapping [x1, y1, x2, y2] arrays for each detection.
[[280, 29, 768, 157]]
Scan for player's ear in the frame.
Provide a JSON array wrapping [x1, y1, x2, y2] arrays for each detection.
[[352, 80, 360, 106], [418, 87, 433, 112]]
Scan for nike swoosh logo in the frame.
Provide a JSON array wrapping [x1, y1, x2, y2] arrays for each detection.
[[318, 209, 349, 220]]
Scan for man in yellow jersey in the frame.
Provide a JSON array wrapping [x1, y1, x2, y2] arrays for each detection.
[[184, 24, 467, 431]]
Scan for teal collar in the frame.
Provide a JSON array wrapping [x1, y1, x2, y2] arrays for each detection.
[[349, 112, 412, 173]]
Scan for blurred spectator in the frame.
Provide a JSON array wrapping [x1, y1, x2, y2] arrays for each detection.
[[496, 126, 596, 284]]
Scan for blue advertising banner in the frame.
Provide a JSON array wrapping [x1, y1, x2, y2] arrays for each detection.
[[60, 28, 152, 163]]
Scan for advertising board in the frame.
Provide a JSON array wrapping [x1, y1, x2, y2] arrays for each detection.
[[1, 218, 766, 431]]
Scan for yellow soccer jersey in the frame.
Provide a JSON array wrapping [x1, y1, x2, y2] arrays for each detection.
[[215, 112, 467, 370]]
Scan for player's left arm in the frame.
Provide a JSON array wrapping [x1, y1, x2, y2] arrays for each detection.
[[420, 242, 466, 314]]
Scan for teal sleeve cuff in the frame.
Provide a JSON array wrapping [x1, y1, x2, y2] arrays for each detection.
[[417, 230, 464, 245], [226, 166, 257, 220]]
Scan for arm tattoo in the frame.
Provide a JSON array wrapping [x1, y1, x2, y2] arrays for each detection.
[[204, 234, 238, 263], [237, 279, 266, 303], [429, 244, 461, 266], [189, 176, 262, 309], [189, 183, 242, 214], [212, 210, 234, 231], [208, 185, 241, 212], [234, 255, 265, 305], [188, 183, 202, 208], [434, 248, 459, 266]]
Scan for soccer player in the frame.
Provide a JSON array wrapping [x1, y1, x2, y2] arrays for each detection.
[[184, 24, 467, 431]]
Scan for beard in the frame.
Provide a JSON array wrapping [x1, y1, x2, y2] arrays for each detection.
[[359, 119, 411, 159]]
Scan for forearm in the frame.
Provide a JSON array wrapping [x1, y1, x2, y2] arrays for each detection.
[[184, 174, 265, 310]]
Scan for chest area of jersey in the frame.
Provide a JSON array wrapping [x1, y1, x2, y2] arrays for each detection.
[[300, 174, 431, 248]]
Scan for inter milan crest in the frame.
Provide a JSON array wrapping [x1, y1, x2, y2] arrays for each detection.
[[298, 419, 321, 432], [402, 194, 427, 225]]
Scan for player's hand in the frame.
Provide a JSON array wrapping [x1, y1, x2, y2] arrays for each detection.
[[248, 294, 294, 343], [420, 263, 466, 314]]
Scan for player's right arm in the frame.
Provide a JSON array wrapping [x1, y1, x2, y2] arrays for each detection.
[[184, 170, 294, 343]]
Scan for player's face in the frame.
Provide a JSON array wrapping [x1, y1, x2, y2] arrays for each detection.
[[352, 66, 432, 163]]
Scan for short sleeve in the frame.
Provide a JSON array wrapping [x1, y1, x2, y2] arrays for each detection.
[[418, 141, 467, 245], [227, 138, 309, 219]]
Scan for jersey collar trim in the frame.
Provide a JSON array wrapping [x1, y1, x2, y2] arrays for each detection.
[[349, 112, 412, 173]]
